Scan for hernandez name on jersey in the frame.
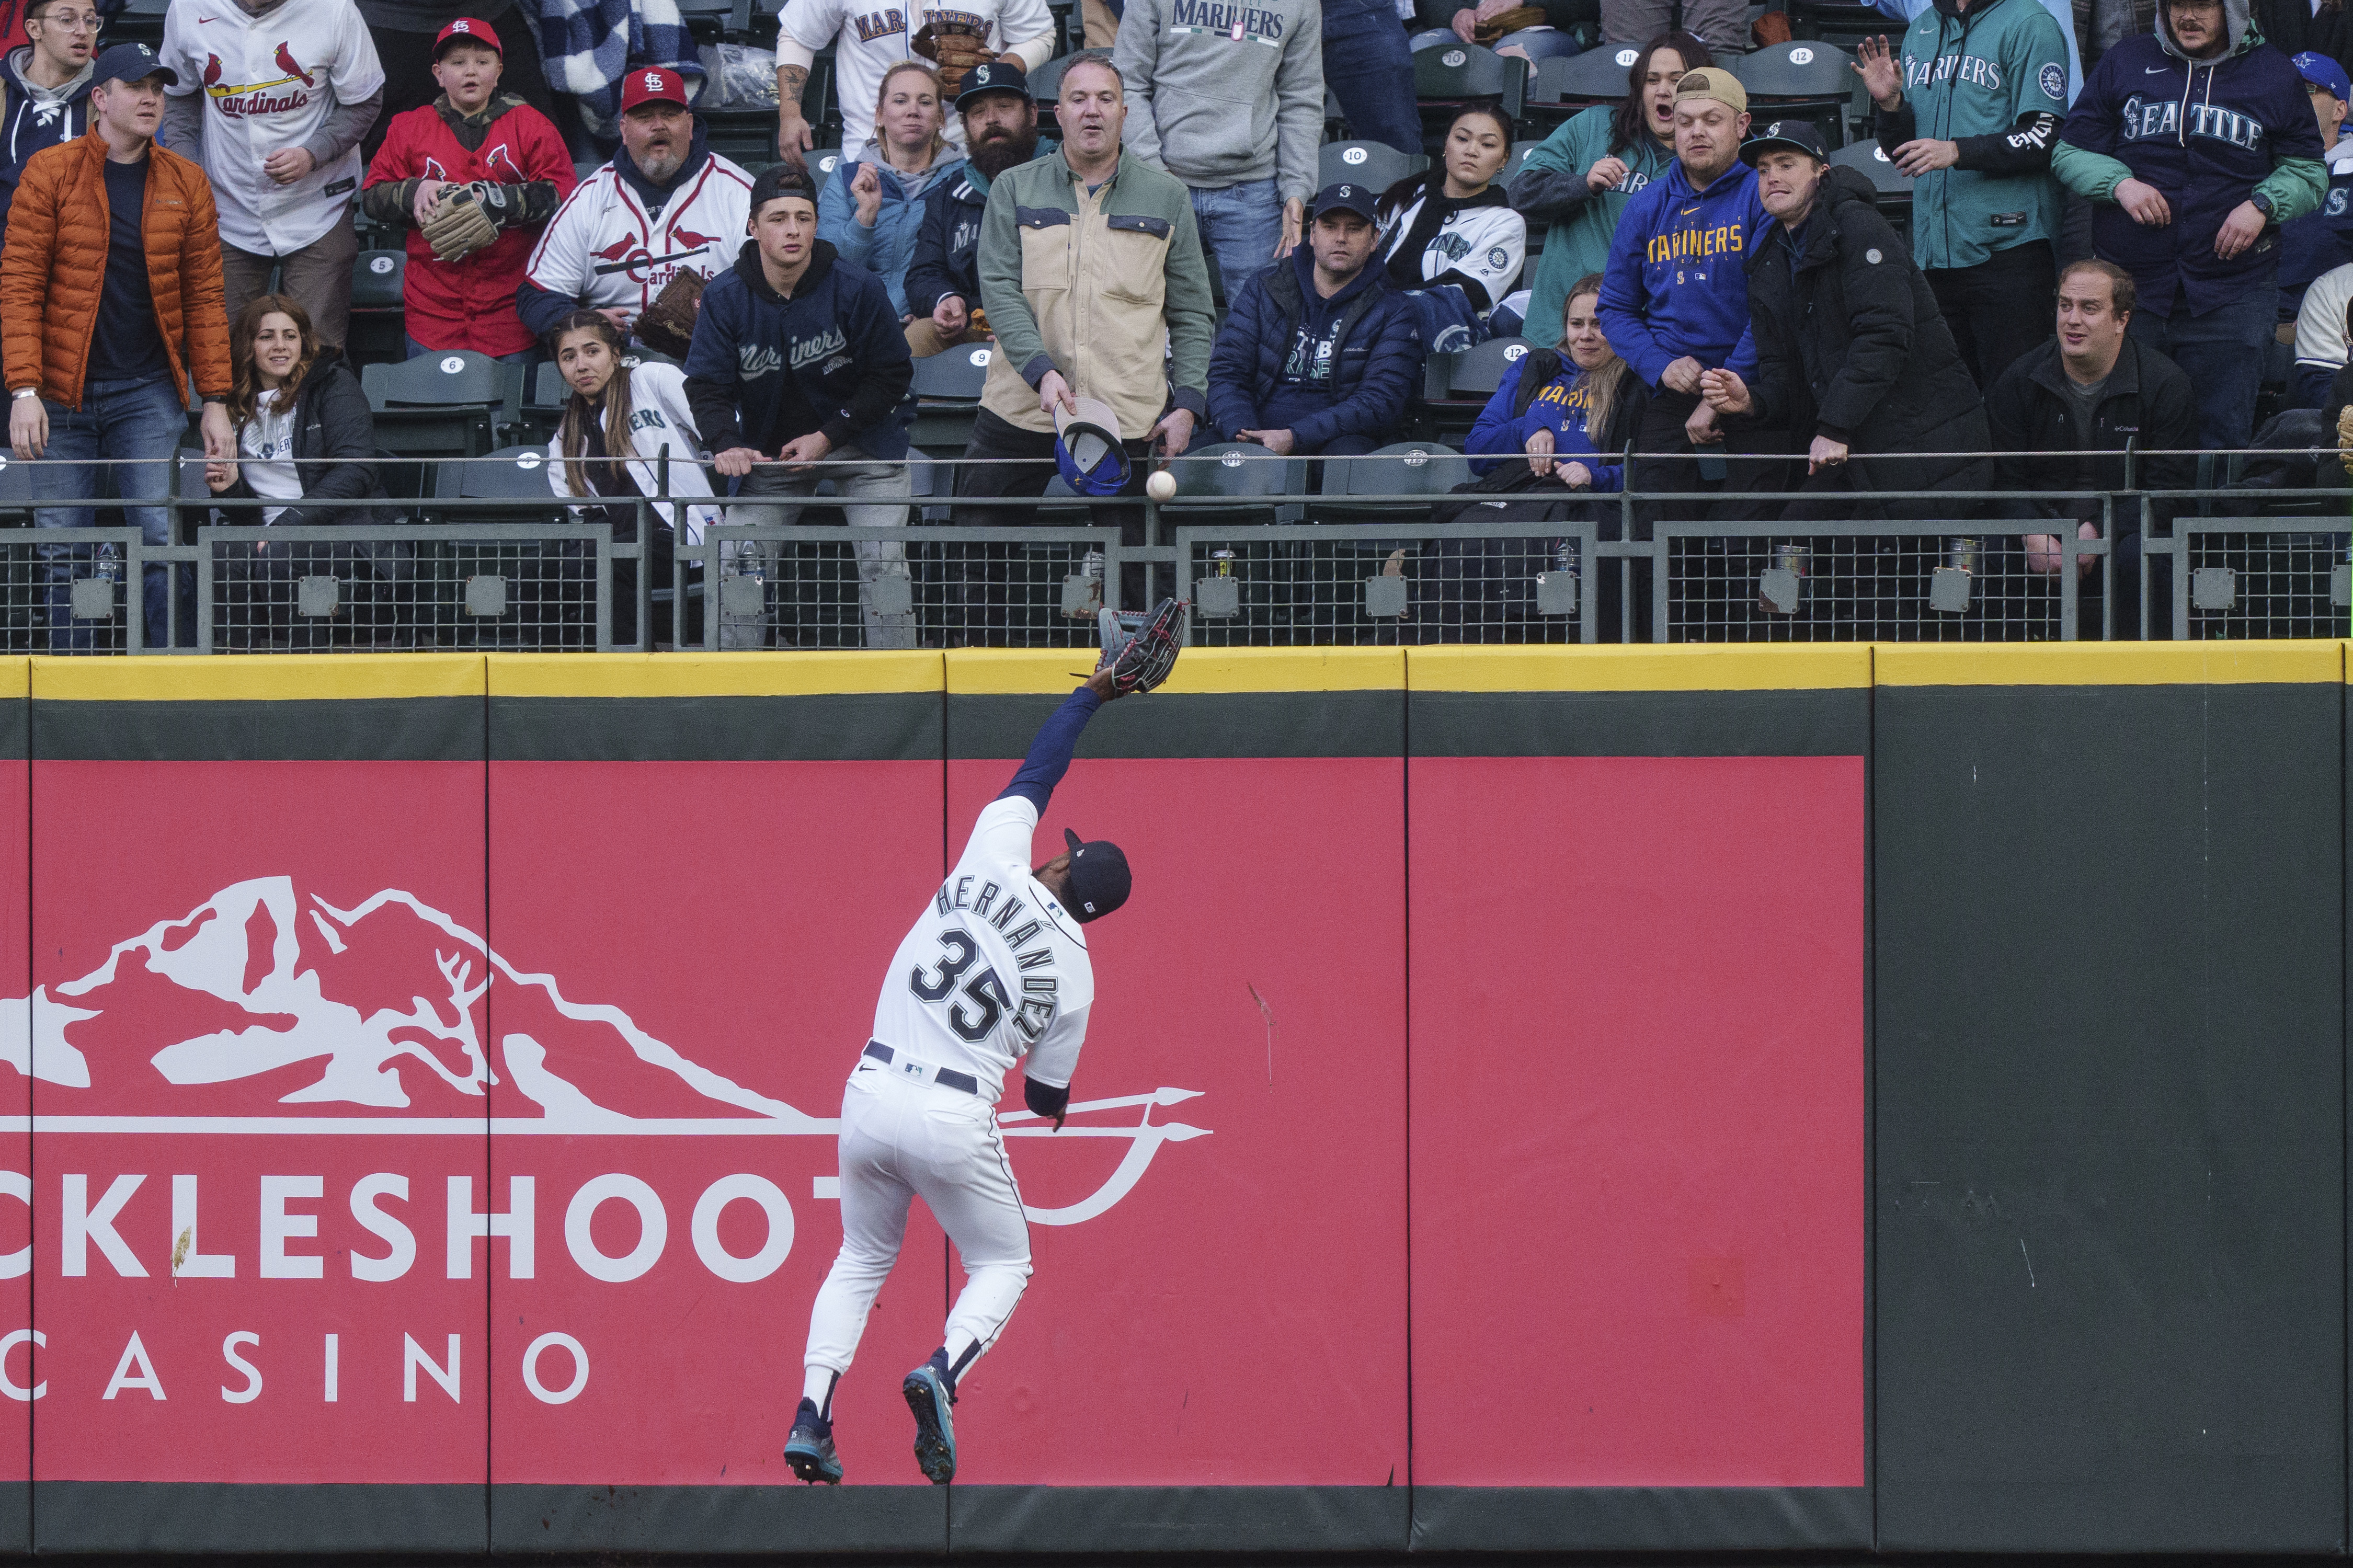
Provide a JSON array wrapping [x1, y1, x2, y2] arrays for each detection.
[[526, 154, 754, 325], [871, 797, 1093, 1103]]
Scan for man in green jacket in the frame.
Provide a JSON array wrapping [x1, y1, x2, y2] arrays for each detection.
[[1856, 0, 2072, 388], [954, 51, 1215, 595]]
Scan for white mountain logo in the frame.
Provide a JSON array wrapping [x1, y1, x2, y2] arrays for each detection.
[[9, 876, 1206, 1224]]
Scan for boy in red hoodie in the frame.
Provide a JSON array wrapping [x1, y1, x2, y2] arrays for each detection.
[[360, 17, 573, 360]]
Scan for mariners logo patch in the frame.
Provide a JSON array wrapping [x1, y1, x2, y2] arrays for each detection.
[[2039, 61, 2065, 100]]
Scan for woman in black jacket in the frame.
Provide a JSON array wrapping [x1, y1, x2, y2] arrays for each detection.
[[1696, 123, 1992, 518], [204, 295, 391, 648]]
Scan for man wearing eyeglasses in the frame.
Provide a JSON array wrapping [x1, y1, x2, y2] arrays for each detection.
[[0, 0, 98, 237]]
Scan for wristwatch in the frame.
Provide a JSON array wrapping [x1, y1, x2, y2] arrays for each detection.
[[2251, 191, 2276, 219], [10, 390, 36, 401]]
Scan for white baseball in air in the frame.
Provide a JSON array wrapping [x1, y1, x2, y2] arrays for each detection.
[[1146, 470, 1177, 502]]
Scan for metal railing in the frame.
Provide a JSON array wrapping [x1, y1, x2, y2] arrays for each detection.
[[0, 452, 2329, 651]]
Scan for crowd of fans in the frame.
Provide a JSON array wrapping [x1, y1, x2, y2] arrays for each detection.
[[0, 0, 2339, 646]]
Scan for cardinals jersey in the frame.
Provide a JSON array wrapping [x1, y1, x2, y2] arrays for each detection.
[[159, 0, 384, 254], [870, 795, 1092, 1104], [363, 99, 575, 356], [776, 0, 1053, 153], [524, 152, 752, 329]]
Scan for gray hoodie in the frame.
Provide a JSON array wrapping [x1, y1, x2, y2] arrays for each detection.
[[0, 44, 92, 233], [1110, 0, 1324, 201]]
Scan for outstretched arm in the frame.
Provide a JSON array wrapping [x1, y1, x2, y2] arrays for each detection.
[[997, 668, 1123, 810]]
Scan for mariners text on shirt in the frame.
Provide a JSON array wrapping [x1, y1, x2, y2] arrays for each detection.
[[1647, 222, 1744, 264]]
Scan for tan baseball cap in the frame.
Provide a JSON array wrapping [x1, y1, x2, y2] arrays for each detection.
[[1674, 66, 1747, 114]]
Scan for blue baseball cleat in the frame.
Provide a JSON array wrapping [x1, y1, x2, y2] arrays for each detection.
[[902, 1361, 957, 1484], [784, 1398, 843, 1485]]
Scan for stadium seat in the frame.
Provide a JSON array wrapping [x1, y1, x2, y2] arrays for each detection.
[[1321, 141, 1425, 192], [677, 0, 733, 43], [1493, 26, 1582, 60], [0, 451, 33, 527], [1160, 441, 1308, 526], [1526, 45, 1634, 123], [1731, 41, 1858, 148], [1503, 138, 1548, 184], [1790, 0, 1893, 50], [348, 250, 407, 367], [573, 157, 607, 181], [108, 0, 168, 45], [911, 341, 993, 454], [1314, 440, 1472, 524], [1828, 139, 1912, 238], [363, 352, 509, 460], [1030, 53, 1079, 130], [1414, 41, 1529, 126], [433, 444, 561, 518], [1409, 26, 1459, 48], [1421, 336, 1535, 441]]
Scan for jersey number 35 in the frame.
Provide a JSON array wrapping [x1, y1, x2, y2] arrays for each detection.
[[910, 930, 1014, 1044]]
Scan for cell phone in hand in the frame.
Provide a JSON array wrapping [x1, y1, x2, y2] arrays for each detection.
[[1696, 451, 1728, 483]]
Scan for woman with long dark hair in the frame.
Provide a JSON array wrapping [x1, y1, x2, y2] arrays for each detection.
[[1373, 103, 1527, 351], [545, 309, 722, 645], [1506, 31, 1709, 344], [203, 293, 386, 647]]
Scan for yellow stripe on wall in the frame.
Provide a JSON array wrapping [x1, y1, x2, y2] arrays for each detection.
[[1877, 642, 2346, 687], [488, 651, 945, 697], [948, 646, 1404, 695], [0, 659, 28, 701], [1408, 645, 1871, 692], [31, 654, 486, 702]]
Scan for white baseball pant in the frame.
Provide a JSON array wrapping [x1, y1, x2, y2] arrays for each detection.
[[803, 1059, 1033, 1385]]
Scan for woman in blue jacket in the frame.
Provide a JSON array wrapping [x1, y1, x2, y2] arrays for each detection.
[[1466, 272, 1640, 489], [818, 61, 968, 320]]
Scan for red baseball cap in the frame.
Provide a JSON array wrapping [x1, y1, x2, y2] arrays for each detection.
[[433, 16, 501, 56], [620, 66, 690, 111]]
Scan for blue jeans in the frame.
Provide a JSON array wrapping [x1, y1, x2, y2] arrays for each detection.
[[2127, 284, 2278, 452], [32, 373, 190, 649], [1402, 282, 1490, 353], [1321, 0, 1420, 155], [1191, 179, 1283, 302]]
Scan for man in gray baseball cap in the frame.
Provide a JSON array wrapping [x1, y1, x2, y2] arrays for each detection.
[[1205, 179, 1425, 457]]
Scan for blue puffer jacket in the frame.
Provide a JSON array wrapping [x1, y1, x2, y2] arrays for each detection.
[[1206, 246, 1424, 452], [817, 143, 965, 319]]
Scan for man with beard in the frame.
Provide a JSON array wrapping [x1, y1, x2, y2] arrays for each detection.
[[904, 60, 1038, 357], [518, 67, 753, 344]]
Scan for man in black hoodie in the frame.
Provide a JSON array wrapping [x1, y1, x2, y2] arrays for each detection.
[[0, 0, 95, 239]]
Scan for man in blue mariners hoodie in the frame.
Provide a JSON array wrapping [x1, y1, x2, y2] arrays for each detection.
[[683, 163, 919, 649], [1598, 67, 1783, 524], [2053, 0, 2327, 449]]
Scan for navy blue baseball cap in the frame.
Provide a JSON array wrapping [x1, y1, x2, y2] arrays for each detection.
[[2295, 50, 2352, 102], [956, 60, 1031, 109], [92, 41, 177, 87], [1311, 181, 1380, 223], [1741, 118, 1827, 165], [1061, 828, 1130, 923]]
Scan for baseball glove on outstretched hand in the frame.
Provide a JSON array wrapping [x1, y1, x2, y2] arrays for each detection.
[[912, 19, 994, 97], [635, 269, 707, 360], [1095, 596, 1186, 695]]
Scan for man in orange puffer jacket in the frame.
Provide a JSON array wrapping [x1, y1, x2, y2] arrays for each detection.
[[0, 40, 233, 648]]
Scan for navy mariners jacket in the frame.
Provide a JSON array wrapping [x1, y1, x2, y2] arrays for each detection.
[[1207, 246, 1423, 450], [906, 165, 989, 320], [682, 237, 913, 462]]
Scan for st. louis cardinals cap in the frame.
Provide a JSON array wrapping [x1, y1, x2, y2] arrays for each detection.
[[91, 41, 176, 87], [620, 65, 690, 112], [955, 60, 1031, 109], [434, 17, 503, 56], [1310, 181, 1379, 223], [1060, 829, 1130, 923], [2295, 50, 2352, 103]]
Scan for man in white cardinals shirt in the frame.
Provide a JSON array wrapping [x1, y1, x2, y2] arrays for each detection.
[[158, 0, 383, 352], [770, 0, 1054, 168], [519, 66, 753, 344]]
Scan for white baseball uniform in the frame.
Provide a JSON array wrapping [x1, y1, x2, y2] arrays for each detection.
[[523, 148, 753, 329], [802, 792, 1093, 1390], [158, 0, 385, 255], [774, 0, 1056, 154]]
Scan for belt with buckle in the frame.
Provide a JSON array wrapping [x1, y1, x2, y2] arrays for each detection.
[[862, 1039, 980, 1096]]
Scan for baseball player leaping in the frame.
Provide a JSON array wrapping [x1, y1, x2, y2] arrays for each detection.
[[787, 600, 1185, 1487]]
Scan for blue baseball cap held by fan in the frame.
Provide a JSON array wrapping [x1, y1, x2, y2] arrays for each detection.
[[1055, 397, 1132, 496]]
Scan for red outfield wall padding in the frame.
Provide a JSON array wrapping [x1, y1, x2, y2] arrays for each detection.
[[0, 737, 23, 1539], [30, 760, 490, 1487], [484, 760, 948, 1488], [1407, 756, 1866, 1488], [941, 758, 1409, 1489]]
